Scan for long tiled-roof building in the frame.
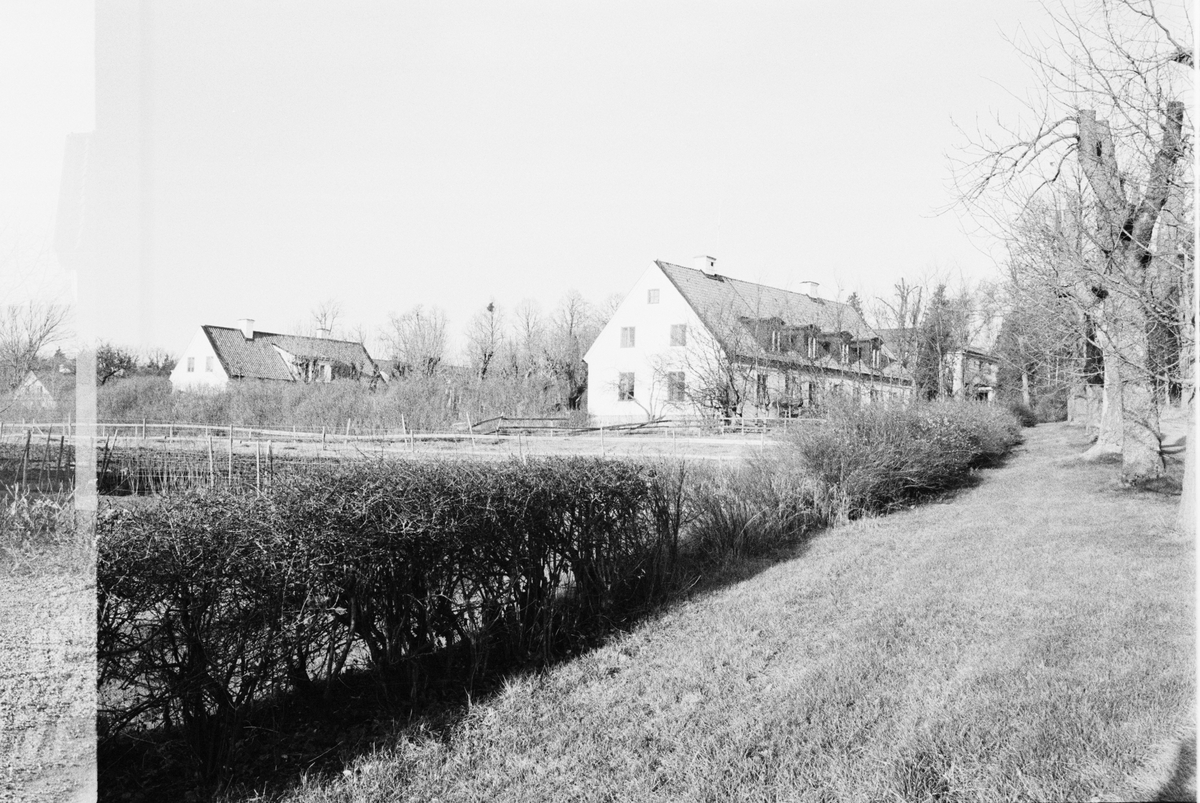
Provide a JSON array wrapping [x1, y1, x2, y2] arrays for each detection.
[[584, 258, 913, 424], [170, 319, 380, 390]]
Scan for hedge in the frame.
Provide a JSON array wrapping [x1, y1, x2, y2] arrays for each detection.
[[97, 457, 683, 777]]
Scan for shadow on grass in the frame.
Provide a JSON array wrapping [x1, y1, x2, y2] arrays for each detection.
[[96, 453, 1014, 803]]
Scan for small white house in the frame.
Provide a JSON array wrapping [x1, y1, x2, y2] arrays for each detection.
[[12, 368, 73, 411], [584, 258, 913, 424], [170, 319, 380, 390]]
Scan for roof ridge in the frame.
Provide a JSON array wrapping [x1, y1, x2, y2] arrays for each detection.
[[201, 324, 364, 347], [657, 261, 848, 310]]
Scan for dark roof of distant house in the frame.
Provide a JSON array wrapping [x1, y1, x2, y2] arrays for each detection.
[[656, 261, 908, 379], [202, 326, 379, 381]]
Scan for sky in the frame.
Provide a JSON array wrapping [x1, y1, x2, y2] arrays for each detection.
[[5, 0, 1103, 361]]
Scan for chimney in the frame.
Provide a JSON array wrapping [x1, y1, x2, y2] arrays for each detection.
[[799, 281, 820, 298], [237, 318, 255, 339], [693, 255, 716, 272], [316, 327, 331, 339]]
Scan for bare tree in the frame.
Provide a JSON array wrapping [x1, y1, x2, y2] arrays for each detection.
[[465, 301, 505, 379], [140, 347, 176, 377], [510, 299, 546, 379], [956, 0, 1192, 484], [383, 305, 447, 378], [544, 291, 601, 411], [0, 302, 71, 390], [311, 298, 342, 338]]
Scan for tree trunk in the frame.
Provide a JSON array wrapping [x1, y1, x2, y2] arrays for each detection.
[[1112, 290, 1164, 482], [1021, 368, 1031, 407], [1084, 309, 1124, 459], [1179, 391, 1195, 535], [1075, 102, 1184, 479], [1177, 254, 1195, 535]]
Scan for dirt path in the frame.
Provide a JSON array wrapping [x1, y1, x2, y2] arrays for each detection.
[[0, 570, 96, 803]]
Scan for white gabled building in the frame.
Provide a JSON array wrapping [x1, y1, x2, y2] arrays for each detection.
[[170, 318, 380, 391], [584, 258, 913, 425]]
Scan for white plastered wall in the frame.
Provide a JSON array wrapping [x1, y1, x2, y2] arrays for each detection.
[[584, 263, 712, 425], [169, 329, 230, 390]]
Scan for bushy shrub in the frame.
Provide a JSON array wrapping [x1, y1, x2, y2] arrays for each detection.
[[1006, 401, 1038, 428], [790, 400, 1021, 520], [685, 457, 818, 566], [97, 457, 685, 779], [99, 376, 175, 421], [1034, 390, 1069, 423]]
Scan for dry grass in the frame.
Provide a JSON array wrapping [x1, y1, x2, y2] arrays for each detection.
[[256, 424, 1194, 803]]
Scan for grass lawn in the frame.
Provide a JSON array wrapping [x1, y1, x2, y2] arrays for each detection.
[[241, 423, 1194, 802]]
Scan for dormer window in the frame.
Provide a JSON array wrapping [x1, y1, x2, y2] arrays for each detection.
[[647, 289, 660, 304], [620, 327, 636, 348]]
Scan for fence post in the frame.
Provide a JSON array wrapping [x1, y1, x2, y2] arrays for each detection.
[[255, 440, 261, 495], [142, 417, 147, 440], [322, 426, 326, 450], [208, 435, 215, 488], [55, 435, 65, 485], [228, 429, 234, 486], [268, 440, 273, 489], [21, 429, 31, 488], [41, 429, 52, 488]]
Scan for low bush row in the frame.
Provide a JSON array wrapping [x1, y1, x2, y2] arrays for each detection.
[[97, 373, 585, 432], [789, 400, 1023, 521], [96, 400, 1022, 786], [97, 458, 685, 777]]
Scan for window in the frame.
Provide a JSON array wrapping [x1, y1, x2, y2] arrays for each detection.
[[770, 330, 781, 352], [322, 363, 332, 382], [205, 356, 214, 372], [618, 372, 635, 401], [647, 288, 660, 304], [620, 327, 636, 348], [807, 336, 817, 360], [187, 357, 194, 373], [667, 372, 686, 402], [756, 373, 768, 404], [670, 324, 687, 347]]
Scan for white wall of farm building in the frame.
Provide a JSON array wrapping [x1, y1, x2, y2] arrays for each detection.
[[169, 329, 230, 390], [585, 263, 711, 425]]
